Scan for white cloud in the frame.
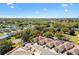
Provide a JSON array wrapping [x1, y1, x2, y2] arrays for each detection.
[[43, 8, 47, 11], [64, 9, 71, 13], [7, 3, 13, 5], [64, 9, 68, 12], [70, 3, 73, 5], [35, 11, 39, 14], [10, 5, 15, 8], [61, 4, 68, 7], [6, 3, 15, 8]]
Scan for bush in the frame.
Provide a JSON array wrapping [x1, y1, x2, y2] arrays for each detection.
[[0, 40, 14, 55], [68, 29, 75, 36], [55, 32, 64, 40], [61, 27, 69, 34], [43, 31, 54, 39], [22, 29, 36, 43]]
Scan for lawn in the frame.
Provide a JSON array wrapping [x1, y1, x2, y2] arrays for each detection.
[[0, 33, 5, 37], [68, 31, 79, 45], [7, 36, 16, 41], [8, 36, 21, 47], [10, 36, 16, 40]]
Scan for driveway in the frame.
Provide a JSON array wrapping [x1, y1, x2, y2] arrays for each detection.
[[33, 43, 57, 55]]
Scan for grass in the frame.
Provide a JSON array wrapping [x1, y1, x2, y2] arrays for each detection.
[[0, 33, 5, 37], [68, 31, 79, 45], [10, 36, 16, 40], [8, 36, 22, 47]]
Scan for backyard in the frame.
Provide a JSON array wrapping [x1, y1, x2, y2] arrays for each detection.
[[68, 31, 79, 45]]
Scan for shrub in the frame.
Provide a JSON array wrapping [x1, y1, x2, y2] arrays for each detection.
[[43, 31, 54, 39]]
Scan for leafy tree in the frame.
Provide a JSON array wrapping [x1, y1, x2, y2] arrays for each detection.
[[22, 29, 36, 43], [61, 27, 69, 34], [22, 32, 30, 43], [35, 25, 46, 32], [55, 32, 64, 40], [68, 29, 75, 36], [43, 31, 54, 39], [55, 27, 61, 32], [0, 40, 14, 55]]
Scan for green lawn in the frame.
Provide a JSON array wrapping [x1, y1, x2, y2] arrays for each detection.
[[0, 33, 5, 37], [68, 31, 79, 45], [8, 36, 16, 41]]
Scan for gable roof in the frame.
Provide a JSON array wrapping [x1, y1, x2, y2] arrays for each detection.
[[66, 46, 79, 55]]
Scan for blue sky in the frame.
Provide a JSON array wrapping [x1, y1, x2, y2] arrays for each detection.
[[0, 3, 79, 18]]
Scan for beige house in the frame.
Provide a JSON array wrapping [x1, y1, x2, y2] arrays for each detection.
[[65, 46, 79, 55], [54, 45, 66, 53], [64, 42, 75, 50], [54, 42, 75, 54], [53, 40, 64, 47], [46, 42, 55, 49]]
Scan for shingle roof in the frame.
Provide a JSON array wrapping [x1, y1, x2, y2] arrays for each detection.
[[64, 42, 74, 50], [53, 40, 64, 46], [46, 42, 55, 49], [65, 46, 79, 55], [54, 45, 66, 53]]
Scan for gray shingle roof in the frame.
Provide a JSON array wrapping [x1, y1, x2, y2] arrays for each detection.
[[64, 42, 74, 50], [66, 46, 79, 55]]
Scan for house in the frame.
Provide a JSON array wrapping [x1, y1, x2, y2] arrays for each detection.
[[33, 37, 46, 43], [38, 40, 46, 46], [37, 38, 53, 46], [64, 42, 75, 50], [54, 45, 66, 53], [46, 41, 55, 49], [44, 38, 53, 44], [53, 40, 64, 47], [65, 46, 79, 55], [54, 42, 75, 54]]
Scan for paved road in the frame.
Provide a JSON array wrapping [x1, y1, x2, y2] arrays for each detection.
[[33, 44, 57, 55]]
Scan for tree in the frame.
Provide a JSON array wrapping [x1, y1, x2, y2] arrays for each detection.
[[43, 31, 54, 39], [22, 32, 30, 43], [55, 27, 61, 32], [55, 32, 64, 40], [42, 27, 56, 34], [22, 29, 36, 43], [68, 29, 75, 36], [61, 27, 69, 34], [0, 40, 14, 55], [35, 25, 46, 32], [15, 31, 23, 39]]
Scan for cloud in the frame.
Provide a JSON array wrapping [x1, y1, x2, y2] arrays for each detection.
[[7, 3, 13, 5], [69, 3, 73, 6], [61, 4, 68, 7], [64, 9, 71, 13], [10, 5, 15, 8], [35, 11, 39, 14], [6, 3, 15, 8], [64, 9, 68, 12], [43, 8, 47, 11]]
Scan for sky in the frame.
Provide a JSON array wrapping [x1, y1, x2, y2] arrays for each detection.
[[0, 3, 79, 18]]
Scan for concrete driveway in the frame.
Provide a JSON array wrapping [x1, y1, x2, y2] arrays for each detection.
[[33, 43, 57, 55]]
